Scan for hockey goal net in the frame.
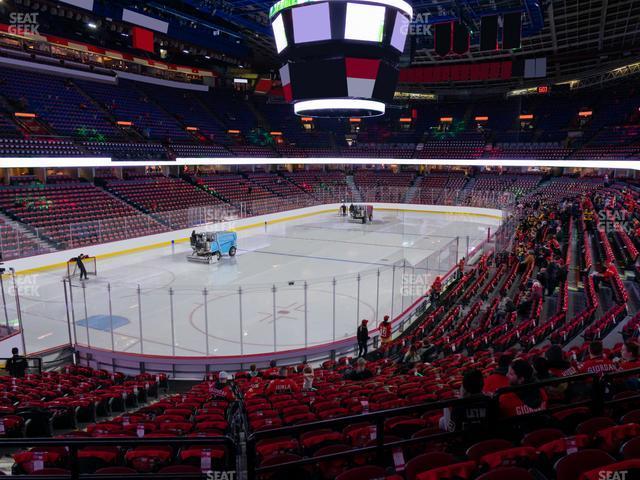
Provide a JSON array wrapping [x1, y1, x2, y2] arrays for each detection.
[[66, 256, 97, 279]]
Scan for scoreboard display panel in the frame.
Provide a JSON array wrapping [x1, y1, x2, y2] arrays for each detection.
[[270, 0, 412, 117]]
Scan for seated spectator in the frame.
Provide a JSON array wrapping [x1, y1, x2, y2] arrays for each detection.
[[499, 359, 548, 417], [579, 341, 618, 375], [439, 369, 490, 432], [263, 360, 279, 379], [302, 366, 315, 391], [619, 341, 640, 370], [532, 356, 552, 381], [210, 371, 236, 401], [248, 364, 260, 378], [403, 344, 422, 365], [345, 358, 373, 381], [483, 354, 513, 395], [265, 367, 300, 395], [545, 344, 577, 377]]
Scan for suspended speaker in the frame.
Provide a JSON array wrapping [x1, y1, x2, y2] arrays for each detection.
[[434, 22, 452, 57], [480, 15, 498, 51], [502, 12, 522, 49], [453, 22, 469, 54]]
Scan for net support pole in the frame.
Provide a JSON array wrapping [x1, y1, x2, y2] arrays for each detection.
[[107, 283, 115, 352], [11, 271, 26, 355], [391, 265, 396, 319], [304, 281, 308, 349], [375, 269, 380, 327], [272, 284, 277, 352], [332, 278, 336, 342], [82, 283, 90, 348], [169, 288, 175, 356], [238, 287, 244, 355], [203, 288, 209, 356], [0, 273, 9, 329], [62, 279, 73, 347], [137, 285, 143, 354]]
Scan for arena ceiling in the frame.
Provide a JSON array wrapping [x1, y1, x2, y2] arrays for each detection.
[[200, 0, 640, 82]]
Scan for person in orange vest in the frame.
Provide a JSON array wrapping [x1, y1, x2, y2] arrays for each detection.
[[379, 315, 392, 345]]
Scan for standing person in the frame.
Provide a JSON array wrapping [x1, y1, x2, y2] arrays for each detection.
[[75, 253, 89, 280], [379, 315, 392, 345], [357, 319, 369, 358], [5, 347, 28, 378]]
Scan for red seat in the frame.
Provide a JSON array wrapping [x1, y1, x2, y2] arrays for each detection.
[[576, 417, 616, 437], [475, 467, 534, 480], [335, 465, 387, 480], [406, 452, 456, 480], [554, 449, 615, 480], [621, 436, 640, 459], [159, 465, 202, 474], [521, 428, 565, 447], [466, 439, 513, 462]]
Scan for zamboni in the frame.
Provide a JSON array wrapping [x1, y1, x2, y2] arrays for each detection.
[[349, 204, 374, 224], [188, 230, 237, 264]]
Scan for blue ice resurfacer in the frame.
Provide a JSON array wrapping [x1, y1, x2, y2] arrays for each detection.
[[188, 231, 238, 264]]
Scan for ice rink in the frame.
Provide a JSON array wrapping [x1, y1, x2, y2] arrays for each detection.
[[12, 208, 501, 356]]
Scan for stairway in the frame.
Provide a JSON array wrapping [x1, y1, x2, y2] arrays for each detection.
[[403, 175, 422, 203], [345, 175, 362, 202], [0, 211, 57, 255], [70, 81, 144, 141]]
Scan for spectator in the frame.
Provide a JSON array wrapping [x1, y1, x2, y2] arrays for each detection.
[[403, 344, 422, 365], [302, 366, 315, 391], [439, 369, 490, 432], [4, 347, 28, 378], [209, 371, 235, 401], [357, 320, 369, 358], [619, 342, 640, 370], [263, 360, 279, 379], [499, 359, 548, 417], [265, 367, 300, 395], [579, 341, 618, 375], [532, 356, 552, 381], [248, 364, 260, 378], [430, 276, 442, 303], [483, 354, 512, 394], [379, 315, 392, 345], [545, 344, 577, 377], [345, 358, 373, 381]]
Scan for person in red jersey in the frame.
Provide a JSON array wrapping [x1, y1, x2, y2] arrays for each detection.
[[579, 341, 618, 375], [499, 359, 548, 417], [209, 371, 236, 401], [545, 344, 578, 377], [262, 360, 279, 379], [430, 276, 442, 302], [379, 315, 392, 345], [483, 354, 513, 395], [619, 342, 640, 371], [265, 367, 300, 395]]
